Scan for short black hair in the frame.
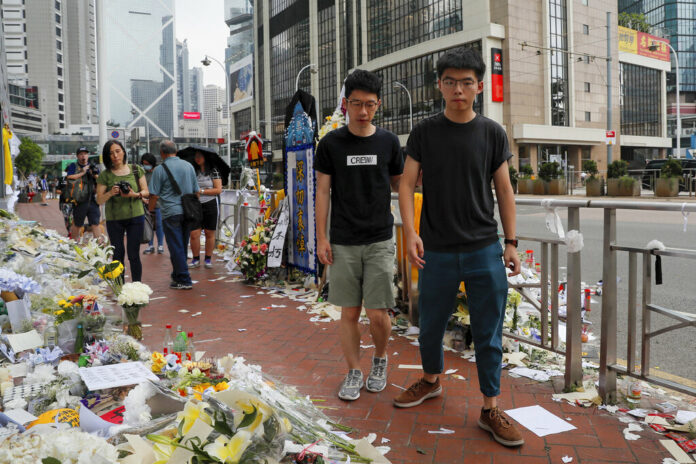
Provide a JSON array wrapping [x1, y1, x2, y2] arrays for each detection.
[[140, 152, 157, 167], [344, 69, 382, 99], [102, 140, 127, 170], [436, 47, 486, 81]]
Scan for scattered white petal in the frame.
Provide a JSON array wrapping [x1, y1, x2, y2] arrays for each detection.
[[381, 437, 390, 444], [150, 296, 167, 300], [562, 456, 573, 463], [391, 383, 406, 391], [410, 341, 420, 346], [445, 369, 458, 375], [191, 312, 203, 317], [360, 344, 375, 349], [452, 374, 467, 381], [178, 309, 189, 313], [142, 324, 152, 328], [392, 352, 398, 356], [271, 304, 286, 308], [238, 329, 247, 332], [241, 295, 253, 298]]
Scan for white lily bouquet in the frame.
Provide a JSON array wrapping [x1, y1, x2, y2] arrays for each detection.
[[118, 282, 153, 340]]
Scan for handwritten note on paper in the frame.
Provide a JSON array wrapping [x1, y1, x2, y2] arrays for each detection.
[[267, 198, 289, 268], [78, 362, 159, 391]]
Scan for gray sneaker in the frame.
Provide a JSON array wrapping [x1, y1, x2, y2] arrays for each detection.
[[338, 369, 363, 401], [366, 357, 388, 393]]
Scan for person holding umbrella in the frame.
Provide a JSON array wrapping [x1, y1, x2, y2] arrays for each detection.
[[182, 147, 224, 268]]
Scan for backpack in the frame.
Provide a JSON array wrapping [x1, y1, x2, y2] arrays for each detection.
[[64, 164, 91, 204]]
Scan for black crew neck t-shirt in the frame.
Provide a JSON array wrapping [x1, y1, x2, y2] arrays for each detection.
[[315, 126, 404, 245], [405, 113, 512, 253]]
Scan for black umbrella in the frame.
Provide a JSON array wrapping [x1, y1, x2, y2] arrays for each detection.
[[177, 145, 231, 186]]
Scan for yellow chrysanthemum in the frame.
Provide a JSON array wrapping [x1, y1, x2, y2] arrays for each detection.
[[55, 310, 65, 316]]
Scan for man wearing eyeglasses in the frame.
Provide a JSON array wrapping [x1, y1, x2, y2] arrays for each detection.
[[315, 69, 404, 402], [396, 47, 524, 447]]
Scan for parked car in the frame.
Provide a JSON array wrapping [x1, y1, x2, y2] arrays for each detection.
[[641, 158, 696, 191]]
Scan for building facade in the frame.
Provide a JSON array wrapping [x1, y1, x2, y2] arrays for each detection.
[[203, 84, 225, 140], [225, 0, 255, 142], [176, 39, 191, 122], [1, 0, 97, 133], [254, 1, 673, 173], [99, 0, 177, 139], [619, 0, 696, 155]]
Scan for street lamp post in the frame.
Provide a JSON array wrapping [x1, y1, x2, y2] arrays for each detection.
[[295, 64, 317, 91], [393, 81, 413, 133], [202, 55, 231, 167], [651, 41, 681, 156]]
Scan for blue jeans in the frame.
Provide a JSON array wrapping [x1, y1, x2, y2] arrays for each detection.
[[418, 241, 508, 397], [105, 215, 145, 282], [162, 214, 192, 285], [148, 208, 164, 247]]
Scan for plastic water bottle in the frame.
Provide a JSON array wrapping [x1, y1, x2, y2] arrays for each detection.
[[173, 325, 187, 363], [163, 324, 173, 355], [44, 324, 58, 348]]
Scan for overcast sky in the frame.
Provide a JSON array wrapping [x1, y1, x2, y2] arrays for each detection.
[[175, 0, 229, 88]]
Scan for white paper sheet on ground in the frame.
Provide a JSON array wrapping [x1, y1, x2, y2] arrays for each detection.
[[3, 408, 37, 424], [445, 369, 458, 375], [659, 440, 694, 463], [404, 326, 420, 336], [78, 362, 159, 390], [562, 457, 573, 463], [508, 367, 553, 382], [5, 330, 43, 353], [623, 423, 642, 440], [79, 403, 114, 437], [353, 438, 392, 463], [676, 410, 696, 424], [505, 405, 577, 437], [398, 364, 422, 370], [645, 415, 670, 426]]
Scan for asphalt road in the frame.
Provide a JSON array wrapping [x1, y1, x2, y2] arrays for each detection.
[[496, 204, 696, 383]]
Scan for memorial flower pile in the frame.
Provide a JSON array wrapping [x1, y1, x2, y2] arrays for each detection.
[[235, 217, 276, 282]]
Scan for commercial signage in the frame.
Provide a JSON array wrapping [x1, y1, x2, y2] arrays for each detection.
[[606, 130, 616, 145], [618, 26, 670, 62], [491, 48, 503, 102], [229, 54, 253, 106], [183, 112, 201, 120]]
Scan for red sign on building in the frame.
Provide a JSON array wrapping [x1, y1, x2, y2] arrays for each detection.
[[183, 112, 201, 120], [491, 48, 503, 102]]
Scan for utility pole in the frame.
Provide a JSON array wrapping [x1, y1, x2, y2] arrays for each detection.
[[606, 11, 612, 165], [96, 0, 108, 151]]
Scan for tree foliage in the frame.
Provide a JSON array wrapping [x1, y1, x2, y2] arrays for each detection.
[[15, 137, 45, 177], [618, 12, 651, 33]]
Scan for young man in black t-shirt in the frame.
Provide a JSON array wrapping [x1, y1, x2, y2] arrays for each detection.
[[315, 69, 403, 401], [396, 48, 524, 447]]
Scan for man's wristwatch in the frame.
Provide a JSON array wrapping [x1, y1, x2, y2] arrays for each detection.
[[504, 238, 519, 248]]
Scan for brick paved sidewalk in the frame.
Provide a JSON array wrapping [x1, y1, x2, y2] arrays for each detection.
[[16, 200, 676, 463]]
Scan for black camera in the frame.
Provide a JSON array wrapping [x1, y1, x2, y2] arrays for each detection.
[[87, 164, 99, 176], [117, 180, 131, 194]]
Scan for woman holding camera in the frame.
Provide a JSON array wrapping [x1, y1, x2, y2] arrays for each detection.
[[95, 140, 149, 282]]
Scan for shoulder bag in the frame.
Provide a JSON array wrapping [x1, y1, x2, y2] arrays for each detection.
[[161, 162, 202, 225], [133, 164, 154, 244]]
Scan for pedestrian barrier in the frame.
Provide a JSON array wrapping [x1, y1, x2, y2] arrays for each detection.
[[394, 194, 696, 397]]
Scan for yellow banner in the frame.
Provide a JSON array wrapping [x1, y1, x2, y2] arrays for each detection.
[[618, 26, 637, 54]]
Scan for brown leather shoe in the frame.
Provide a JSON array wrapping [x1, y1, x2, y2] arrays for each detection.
[[393, 377, 442, 408], [478, 407, 524, 447]]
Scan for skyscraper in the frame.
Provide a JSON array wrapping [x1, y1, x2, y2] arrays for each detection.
[[619, 0, 696, 151], [204, 84, 225, 138], [176, 39, 191, 120], [0, 0, 97, 132], [98, 0, 177, 138], [189, 66, 204, 114]]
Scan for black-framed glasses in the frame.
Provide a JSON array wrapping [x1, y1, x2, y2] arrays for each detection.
[[441, 78, 478, 89], [347, 99, 379, 110]]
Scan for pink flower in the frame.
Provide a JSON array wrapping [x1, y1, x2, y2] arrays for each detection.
[[260, 243, 268, 255], [251, 244, 259, 253]]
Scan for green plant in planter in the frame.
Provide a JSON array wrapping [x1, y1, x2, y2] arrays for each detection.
[[618, 176, 636, 189], [538, 161, 562, 182], [582, 159, 599, 178], [607, 160, 628, 179], [661, 158, 682, 178], [519, 164, 534, 179], [508, 165, 518, 188]]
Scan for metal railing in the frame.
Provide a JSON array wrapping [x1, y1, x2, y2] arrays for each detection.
[[394, 195, 696, 396]]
